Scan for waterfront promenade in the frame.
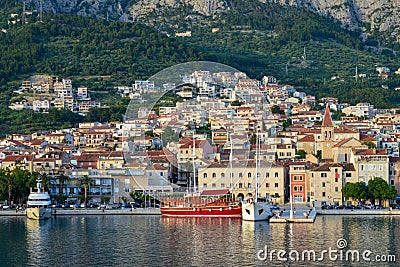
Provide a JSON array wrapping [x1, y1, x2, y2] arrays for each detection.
[[0, 207, 161, 216], [2, 206, 400, 218]]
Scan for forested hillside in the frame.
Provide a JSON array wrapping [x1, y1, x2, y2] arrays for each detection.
[[0, 1, 399, 136]]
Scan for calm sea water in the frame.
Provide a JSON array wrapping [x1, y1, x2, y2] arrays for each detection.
[[0, 214, 398, 266]]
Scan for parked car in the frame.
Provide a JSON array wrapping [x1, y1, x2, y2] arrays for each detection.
[[390, 204, 400, 209], [0, 205, 10, 210], [62, 203, 70, 208], [364, 204, 373, 209], [89, 203, 99, 208], [121, 203, 132, 209], [374, 205, 385, 209]]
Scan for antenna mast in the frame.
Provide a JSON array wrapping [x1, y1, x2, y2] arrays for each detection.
[[192, 131, 196, 194], [229, 133, 233, 197]]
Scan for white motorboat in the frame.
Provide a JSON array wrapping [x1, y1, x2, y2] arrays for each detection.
[[26, 179, 52, 220], [242, 201, 272, 221], [241, 132, 272, 221]]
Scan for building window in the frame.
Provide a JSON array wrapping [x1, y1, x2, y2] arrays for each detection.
[[221, 173, 225, 178], [391, 180, 395, 185], [203, 173, 207, 178], [266, 173, 269, 178], [248, 172, 251, 178], [221, 183, 225, 188], [212, 183, 216, 188], [322, 182, 326, 187], [335, 178, 338, 183], [239, 183, 243, 188], [293, 176, 298, 181], [346, 173, 352, 177], [248, 183, 252, 188], [335, 187, 339, 192], [322, 192, 326, 197], [266, 183, 270, 188], [294, 186, 298, 192], [299, 186, 303, 192], [275, 183, 278, 188], [212, 173, 216, 178], [203, 183, 207, 189], [275, 172, 278, 178], [321, 173, 327, 178], [239, 173, 243, 178]]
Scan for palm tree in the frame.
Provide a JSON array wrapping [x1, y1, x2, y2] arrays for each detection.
[[0, 169, 15, 205], [40, 172, 51, 192], [57, 174, 70, 195], [80, 175, 94, 207]]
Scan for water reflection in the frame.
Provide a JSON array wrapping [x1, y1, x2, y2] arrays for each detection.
[[26, 219, 51, 266], [0, 215, 399, 266]]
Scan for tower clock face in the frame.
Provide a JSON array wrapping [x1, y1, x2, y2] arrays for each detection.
[[327, 144, 330, 147]]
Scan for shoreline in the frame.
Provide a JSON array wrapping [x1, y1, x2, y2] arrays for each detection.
[[0, 208, 162, 217], [2, 208, 400, 217]]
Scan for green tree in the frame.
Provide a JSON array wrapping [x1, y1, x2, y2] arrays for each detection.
[[362, 141, 376, 149], [271, 105, 284, 114], [57, 173, 70, 195], [367, 177, 397, 206], [101, 195, 111, 204], [296, 149, 307, 159], [161, 126, 179, 147], [80, 175, 94, 207], [342, 182, 369, 202]]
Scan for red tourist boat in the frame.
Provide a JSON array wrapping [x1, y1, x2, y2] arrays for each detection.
[[160, 189, 242, 218]]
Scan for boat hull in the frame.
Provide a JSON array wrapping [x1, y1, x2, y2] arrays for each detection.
[[161, 206, 242, 218], [26, 207, 52, 220], [242, 202, 272, 221]]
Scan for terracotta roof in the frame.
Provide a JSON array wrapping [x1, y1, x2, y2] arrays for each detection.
[[333, 138, 354, 148], [298, 135, 315, 142], [353, 149, 387, 156], [335, 126, 358, 134], [360, 134, 376, 142], [322, 104, 333, 127], [311, 163, 342, 172], [2, 155, 34, 162], [33, 158, 54, 162], [342, 163, 356, 171]]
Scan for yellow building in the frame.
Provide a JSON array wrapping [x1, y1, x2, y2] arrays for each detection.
[[308, 163, 344, 205], [197, 159, 286, 204]]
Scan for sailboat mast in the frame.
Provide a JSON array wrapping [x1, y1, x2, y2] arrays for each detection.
[[229, 133, 233, 199], [255, 131, 259, 202], [192, 132, 196, 194]]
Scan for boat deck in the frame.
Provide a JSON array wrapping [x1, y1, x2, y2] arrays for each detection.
[[269, 209, 317, 223]]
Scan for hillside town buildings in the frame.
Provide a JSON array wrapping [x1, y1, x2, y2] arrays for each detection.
[[2, 69, 400, 207]]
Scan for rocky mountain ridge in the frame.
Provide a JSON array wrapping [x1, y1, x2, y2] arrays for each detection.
[[23, 0, 400, 44]]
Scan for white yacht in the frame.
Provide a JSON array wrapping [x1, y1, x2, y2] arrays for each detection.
[[242, 200, 272, 221], [241, 134, 272, 221], [26, 179, 52, 220]]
